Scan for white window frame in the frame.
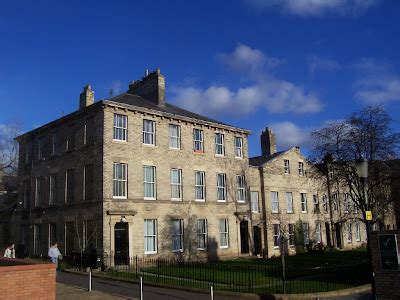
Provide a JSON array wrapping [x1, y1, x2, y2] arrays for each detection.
[[216, 173, 227, 202], [214, 133, 225, 156], [171, 219, 183, 252], [35, 177, 41, 207], [303, 223, 309, 245], [235, 137, 243, 158], [322, 195, 328, 213], [143, 119, 156, 145], [301, 193, 307, 213], [285, 192, 293, 213], [347, 223, 352, 243], [195, 171, 206, 201], [113, 114, 127, 141], [298, 161, 304, 176], [313, 194, 320, 212], [113, 163, 127, 199], [170, 169, 182, 201], [193, 129, 204, 152], [236, 175, 246, 203], [144, 219, 157, 254], [37, 137, 43, 160], [250, 191, 259, 213], [49, 173, 57, 205], [344, 193, 351, 213], [169, 124, 181, 149], [288, 224, 295, 247], [284, 160, 290, 174], [273, 224, 280, 248], [315, 222, 322, 244], [332, 193, 338, 211], [143, 166, 156, 200], [271, 191, 279, 213], [197, 219, 208, 250], [355, 222, 361, 241], [219, 219, 229, 249], [51, 131, 58, 156]]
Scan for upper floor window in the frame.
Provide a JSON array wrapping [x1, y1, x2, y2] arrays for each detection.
[[65, 169, 75, 203], [144, 166, 156, 199], [344, 193, 351, 213], [271, 191, 279, 213], [216, 173, 227, 202], [65, 125, 76, 151], [37, 137, 44, 160], [84, 117, 95, 146], [51, 131, 58, 156], [284, 160, 290, 174], [49, 173, 57, 205], [285, 192, 293, 213], [113, 163, 127, 198], [113, 114, 127, 141], [193, 129, 204, 152], [84, 164, 94, 201], [236, 175, 246, 202], [235, 137, 243, 158], [250, 191, 259, 213], [143, 119, 156, 145], [169, 124, 181, 149], [332, 193, 338, 210], [170, 169, 182, 200], [214, 133, 225, 156], [301, 193, 307, 213], [313, 195, 320, 213], [195, 171, 205, 201], [35, 177, 42, 207], [298, 162, 304, 176], [322, 195, 328, 212]]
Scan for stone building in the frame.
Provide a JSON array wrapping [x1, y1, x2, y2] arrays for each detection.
[[14, 69, 254, 264]]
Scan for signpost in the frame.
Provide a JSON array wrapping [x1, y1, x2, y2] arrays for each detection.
[[378, 234, 399, 271], [365, 211, 372, 221]]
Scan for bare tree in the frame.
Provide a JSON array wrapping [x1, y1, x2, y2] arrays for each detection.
[[0, 121, 20, 174]]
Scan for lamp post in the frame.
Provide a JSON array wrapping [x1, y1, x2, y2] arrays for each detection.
[[355, 157, 376, 298]]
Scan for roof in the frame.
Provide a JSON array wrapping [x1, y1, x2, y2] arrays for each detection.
[[249, 151, 285, 167], [106, 93, 250, 133]]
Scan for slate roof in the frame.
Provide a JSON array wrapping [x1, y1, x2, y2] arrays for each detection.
[[106, 93, 249, 132], [249, 151, 285, 167]]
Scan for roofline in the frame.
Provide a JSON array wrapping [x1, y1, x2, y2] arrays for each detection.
[[16, 101, 104, 141], [103, 100, 251, 134]]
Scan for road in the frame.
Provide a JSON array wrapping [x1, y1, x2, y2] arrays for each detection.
[[57, 271, 241, 300]]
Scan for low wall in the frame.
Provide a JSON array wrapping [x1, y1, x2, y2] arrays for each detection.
[[0, 257, 56, 300], [370, 231, 400, 300]]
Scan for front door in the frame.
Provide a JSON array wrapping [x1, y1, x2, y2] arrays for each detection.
[[335, 223, 342, 249], [114, 222, 129, 265], [240, 221, 249, 254], [253, 226, 262, 256], [325, 222, 332, 247]]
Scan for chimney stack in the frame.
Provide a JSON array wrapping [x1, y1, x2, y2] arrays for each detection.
[[128, 68, 165, 106], [79, 84, 94, 109], [261, 127, 277, 157]]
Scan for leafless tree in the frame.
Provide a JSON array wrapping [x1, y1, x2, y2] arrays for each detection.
[[0, 121, 21, 174]]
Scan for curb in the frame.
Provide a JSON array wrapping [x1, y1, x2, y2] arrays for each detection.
[[61, 269, 371, 299]]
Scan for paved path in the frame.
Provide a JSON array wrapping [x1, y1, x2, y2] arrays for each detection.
[[57, 283, 130, 299], [57, 271, 237, 300], [322, 291, 373, 300]]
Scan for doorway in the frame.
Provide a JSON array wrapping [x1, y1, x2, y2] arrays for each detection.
[[325, 222, 332, 247], [240, 221, 249, 254], [253, 226, 262, 256], [114, 222, 129, 265], [335, 223, 342, 249]]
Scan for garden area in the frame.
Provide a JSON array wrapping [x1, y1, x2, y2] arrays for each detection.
[[99, 248, 371, 295]]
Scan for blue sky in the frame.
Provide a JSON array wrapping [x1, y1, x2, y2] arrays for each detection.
[[1, 0, 399, 157]]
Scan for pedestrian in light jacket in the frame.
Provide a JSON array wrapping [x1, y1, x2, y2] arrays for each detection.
[[48, 242, 62, 267], [4, 243, 15, 258]]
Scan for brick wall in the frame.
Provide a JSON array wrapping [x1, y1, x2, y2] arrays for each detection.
[[370, 231, 400, 300], [0, 258, 56, 299]]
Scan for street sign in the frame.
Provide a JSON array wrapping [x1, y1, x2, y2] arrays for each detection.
[[378, 234, 399, 271], [366, 211, 372, 221]]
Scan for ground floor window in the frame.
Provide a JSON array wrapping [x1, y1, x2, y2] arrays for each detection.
[[144, 219, 157, 254], [288, 224, 294, 246], [197, 219, 208, 250], [219, 219, 229, 248], [34, 224, 42, 255], [171, 219, 183, 252], [273, 224, 280, 248], [302, 222, 309, 245], [315, 222, 322, 244], [355, 222, 361, 241], [347, 223, 352, 243]]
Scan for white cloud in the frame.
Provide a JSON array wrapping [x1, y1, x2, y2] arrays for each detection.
[[247, 0, 379, 17], [268, 121, 311, 150], [353, 58, 400, 104], [172, 45, 323, 117], [307, 56, 340, 74]]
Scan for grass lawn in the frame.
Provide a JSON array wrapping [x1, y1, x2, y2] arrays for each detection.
[[105, 248, 370, 294]]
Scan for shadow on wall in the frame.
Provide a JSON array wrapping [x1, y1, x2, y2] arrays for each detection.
[[159, 214, 220, 262]]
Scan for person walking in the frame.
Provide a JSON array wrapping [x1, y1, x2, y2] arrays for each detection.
[[4, 243, 15, 258], [48, 242, 62, 268]]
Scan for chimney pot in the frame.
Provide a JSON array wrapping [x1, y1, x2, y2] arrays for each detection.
[[145, 69, 149, 76]]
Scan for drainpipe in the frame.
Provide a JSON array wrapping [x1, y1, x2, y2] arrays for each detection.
[[259, 167, 268, 258]]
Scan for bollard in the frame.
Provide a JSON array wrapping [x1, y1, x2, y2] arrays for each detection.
[[140, 276, 143, 300], [88, 271, 92, 292], [210, 286, 214, 300]]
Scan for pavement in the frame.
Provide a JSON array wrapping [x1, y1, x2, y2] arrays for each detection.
[[56, 271, 374, 300]]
